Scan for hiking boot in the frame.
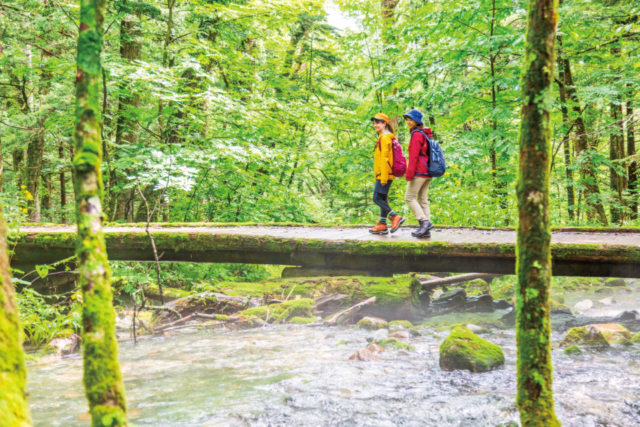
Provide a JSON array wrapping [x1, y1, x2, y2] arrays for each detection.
[[412, 220, 434, 237], [389, 215, 406, 233], [369, 222, 389, 235]]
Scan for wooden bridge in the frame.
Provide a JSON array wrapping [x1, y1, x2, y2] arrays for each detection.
[[11, 224, 640, 278]]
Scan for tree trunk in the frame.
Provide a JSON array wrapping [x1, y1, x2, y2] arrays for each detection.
[[42, 174, 52, 221], [59, 142, 67, 224], [25, 128, 45, 222], [73, 0, 129, 424], [555, 35, 576, 221], [0, 204, 32, 425], [610, 98, 627, 223], [113, 12, 142, 221], [563, 57, 608, 224], [515, 0, 560, 424], [628, 89, 637, 219]]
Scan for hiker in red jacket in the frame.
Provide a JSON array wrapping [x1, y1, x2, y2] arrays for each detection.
[[403, 109, 435, 238]]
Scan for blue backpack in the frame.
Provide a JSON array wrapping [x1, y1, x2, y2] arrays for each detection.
[[412, 130, 447, 178]]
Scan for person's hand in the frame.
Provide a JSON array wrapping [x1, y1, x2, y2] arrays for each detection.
[[381, 181, 388, 186]]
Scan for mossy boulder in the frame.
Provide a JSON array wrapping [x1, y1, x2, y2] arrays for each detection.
[[563, 345, 582, 355], [388, 320, 414, 329], [462, 279, 491, 296], [289, 316, 316, 324], [594, 286, 632, 294], [560, 326, 610, 348], [549, 299, 572, 315], [357, 317, 389, 330], [241, 298, 315, 323], [439, 327, 505, 373], [631, 333, 640, 344], [604, 278, 626, 287], [589, 324, 631, 343], [373, 338, 415, 351]]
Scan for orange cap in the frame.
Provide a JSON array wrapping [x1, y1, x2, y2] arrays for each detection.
[[371, 113, 390, 123]]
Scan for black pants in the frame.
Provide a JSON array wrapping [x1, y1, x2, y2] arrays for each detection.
[[373, 192, 393, 218]]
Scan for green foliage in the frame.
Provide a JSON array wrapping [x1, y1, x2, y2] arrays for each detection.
[[16, 288, 82, 348]]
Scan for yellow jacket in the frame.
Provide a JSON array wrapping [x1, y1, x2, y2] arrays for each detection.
[[374, 131, 395, 184]]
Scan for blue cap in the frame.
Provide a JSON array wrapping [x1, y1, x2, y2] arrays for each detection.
[[403, 109, 423, 125]]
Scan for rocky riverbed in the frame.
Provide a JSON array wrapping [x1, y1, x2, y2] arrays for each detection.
[[28, 285, 640, 426]]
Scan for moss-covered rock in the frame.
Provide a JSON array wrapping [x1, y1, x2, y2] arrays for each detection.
[[373, 337, 415, 351], [604, 278, 626, 287], [388, 320, 414, 329], [462, 279, 491, 296], [241, 298, 315, 323], [439, 327, 505, 372], [595, 286, 632, 294], [589, 324, 631, 343], [549, 299, 572, 315], [289, 316, 316, 325], [632, 333, 640, 344], [560, 326, 610, 348], [563, 345, 582, 355], [356, 317, 389, 330]]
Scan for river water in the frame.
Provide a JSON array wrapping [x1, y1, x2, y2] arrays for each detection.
[[28, 291, 640, 427]]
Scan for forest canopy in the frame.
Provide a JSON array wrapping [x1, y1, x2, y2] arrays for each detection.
[[1, 0, 638, 227]]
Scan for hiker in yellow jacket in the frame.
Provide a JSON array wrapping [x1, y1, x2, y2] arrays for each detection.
[[370, 113, 405, 235]]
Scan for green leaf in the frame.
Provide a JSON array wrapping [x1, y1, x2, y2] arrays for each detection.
[[36, 265, 50, 279]]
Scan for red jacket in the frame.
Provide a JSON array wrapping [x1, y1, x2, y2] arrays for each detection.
[[406, 126, 433, 181]]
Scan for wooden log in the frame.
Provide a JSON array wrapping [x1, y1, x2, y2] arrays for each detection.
[[324, 297, 376, 326], [281, 267, 393, 278], [420, 273, 502, 290]]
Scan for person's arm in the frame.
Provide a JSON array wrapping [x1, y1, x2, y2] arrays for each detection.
[[406, 132, 421, 181], [380, 135, 392, 184]]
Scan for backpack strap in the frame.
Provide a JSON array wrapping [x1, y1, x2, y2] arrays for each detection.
[[411, 129, 431, 157]]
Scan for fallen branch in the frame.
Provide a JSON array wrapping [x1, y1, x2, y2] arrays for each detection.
[[324, 296, 376, 326], [420, 273, 501, 290], [149, 305, 181, 319]]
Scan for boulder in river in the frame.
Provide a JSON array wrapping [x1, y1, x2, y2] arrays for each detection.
[[632, 333, 640, 344], [560, 326, 610, 348], [466, 294, 494, 312], [466, 324, 491, 334], [595, 286, 632, 294], [241, 298, 315, 323], [563, 345, 582, 356], [574, 299, 593, 311], [373, 337, 415, 351], [389, 330, 411, 339], [550, 299, 572, 315], [604, 278, 626, 287], [598, 297, 616, 306], [433, 288, 467, 308], [357, 317, 389, 330], [493, 299, 513, 310], [439, 327, 505, 373], [612, 310, 639, 322], [589, 324, 632, 343], [349, 348, 380, 361]]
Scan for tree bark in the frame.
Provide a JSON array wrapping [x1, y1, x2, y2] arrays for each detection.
[[59, 142, 67, 224], [515, 0, 560, 424], [628, 89, 637, 219], [610, 97, 627, 223], [25, 128, 45, 222], [563, 57, 608, 224], [555, 35, 576, 221], [73, 0, 129, 424], [0, 204, 32, 425], [113, 10, 142, 221]]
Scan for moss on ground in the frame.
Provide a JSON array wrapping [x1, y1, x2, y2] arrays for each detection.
[[563, 345, 582, 355], [373, 338, 415, 351], [604, 278, 626, 287], [439, 327, 504, 372], [240, 298, 314, 323]]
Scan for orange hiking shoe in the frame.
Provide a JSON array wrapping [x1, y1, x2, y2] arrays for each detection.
[[389, 215, 406, 233], [369, 222, 389, 235]]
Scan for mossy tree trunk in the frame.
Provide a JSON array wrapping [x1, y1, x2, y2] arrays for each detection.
[[515, 0, 561, 425], [0, 205, 31, 426], [628, 88, 637, 219], [73, 0, 129, 425], [555, 34, 575, 221]]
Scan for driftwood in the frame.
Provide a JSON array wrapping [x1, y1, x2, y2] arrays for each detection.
[[420, 273, 502, 290], [315, 293, 350, 308], [154, 312, 240, 333], [324, 297, 376, 326]]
